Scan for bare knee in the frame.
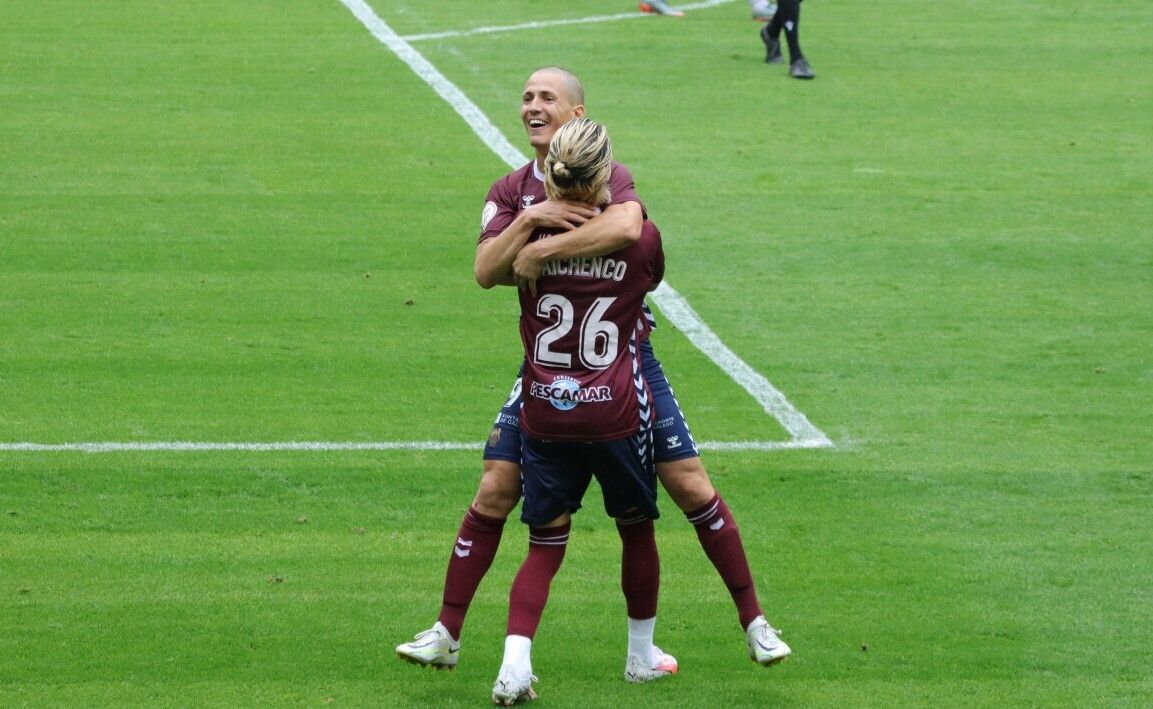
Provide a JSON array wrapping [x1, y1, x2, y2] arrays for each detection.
[[472, 459, 522, 517], [657, 457, 716, 512]]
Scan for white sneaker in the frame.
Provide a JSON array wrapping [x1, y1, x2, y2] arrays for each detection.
[[396, 621, 459, 670], [624, 646, 679, 683], [492, 663, 538, 706], [638, 0, 685, 17], [746, 617, 791, 666]]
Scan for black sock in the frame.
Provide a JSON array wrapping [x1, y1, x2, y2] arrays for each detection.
[[770, 0, 804, 62]]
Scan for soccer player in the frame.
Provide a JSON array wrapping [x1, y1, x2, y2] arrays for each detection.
[[759, 0, 814, 79], [492, 116, 667, 705], [396, 66, 790, 677]]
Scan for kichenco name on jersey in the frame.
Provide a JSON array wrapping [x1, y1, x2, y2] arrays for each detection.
[[541, 256, 628, 282]]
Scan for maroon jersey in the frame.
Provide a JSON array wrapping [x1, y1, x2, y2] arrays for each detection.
[[517, 220, 664, 442], [478, 160, 659, 339], [479, 161, 645, 243]]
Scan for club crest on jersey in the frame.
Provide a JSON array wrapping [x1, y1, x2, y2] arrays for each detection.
[[481, 201, 498, 230], [521, 195, 536, 209], [529, 375, 612, 411]]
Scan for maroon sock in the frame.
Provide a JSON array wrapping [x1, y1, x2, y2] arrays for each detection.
[[506, 523, 570, 638], [436, 506, 506, 640], [616, 515, 659, 619], [686, 494, 763, 628]]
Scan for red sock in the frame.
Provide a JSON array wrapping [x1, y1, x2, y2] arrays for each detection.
[[616, 515, 659, 619], [686, 495, 763, 628], [507, 523, 570, 639], [437, 506, 506, 640]]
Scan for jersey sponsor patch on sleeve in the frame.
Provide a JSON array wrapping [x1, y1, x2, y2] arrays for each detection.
[[481, 201, 498, 230]]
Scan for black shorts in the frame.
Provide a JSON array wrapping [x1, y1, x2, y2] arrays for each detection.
[[518, 435, 659, 525]]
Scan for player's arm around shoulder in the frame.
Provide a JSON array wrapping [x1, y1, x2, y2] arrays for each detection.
[[517, 199, 643, 268], [474, 223, 532, 289], [474, 199, 602, 288], [474, 177, 523, 289]]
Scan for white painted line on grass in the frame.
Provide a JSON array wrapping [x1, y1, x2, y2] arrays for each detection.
[[0, 440, 824, 454], [650, 282, 832, 446], [338, 0, 525, 168], [338, 0, 832, 449], [0, 441, 478, 453], [401, 0, 738, 42]]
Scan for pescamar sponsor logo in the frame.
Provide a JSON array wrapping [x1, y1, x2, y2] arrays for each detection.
[[529, 376, 612, 411]]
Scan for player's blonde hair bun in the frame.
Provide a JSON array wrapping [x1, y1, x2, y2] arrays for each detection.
[[544, 118, 612, 206]]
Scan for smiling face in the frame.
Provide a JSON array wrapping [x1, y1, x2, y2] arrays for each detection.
[[521, 68, 586, 162]]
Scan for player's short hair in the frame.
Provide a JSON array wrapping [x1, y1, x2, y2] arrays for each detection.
[[544, 117, 613, 207], [534, 66, 585, 106]]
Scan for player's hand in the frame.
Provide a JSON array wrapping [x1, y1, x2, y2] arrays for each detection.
[[515, 274, 539, 297], [522, 199, 598, 230], [513, 243, 544, 297]]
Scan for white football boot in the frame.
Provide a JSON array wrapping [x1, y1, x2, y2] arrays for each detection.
[[624, 646, 679, 683], [395, 621, 459, 670], [638, 0, 685, 17], [746, 616, 791, 666], [492, 663, 538, 706]]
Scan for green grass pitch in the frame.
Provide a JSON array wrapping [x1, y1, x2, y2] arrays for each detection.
[[2, 0, 1151, 706]]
